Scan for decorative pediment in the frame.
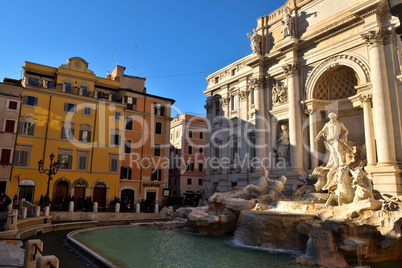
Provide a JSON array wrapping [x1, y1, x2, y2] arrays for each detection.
[[59, 57, 94, 74], [21, 114, 37, 123]]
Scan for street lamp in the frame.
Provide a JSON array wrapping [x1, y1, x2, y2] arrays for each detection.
[[389, 0, 402, 39], [38, 153, 60, 206]]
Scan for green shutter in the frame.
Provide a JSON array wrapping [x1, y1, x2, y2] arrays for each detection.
[[14, 151, 20, 166]]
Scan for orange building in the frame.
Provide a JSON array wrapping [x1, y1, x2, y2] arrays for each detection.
[[114, 66, 175, 209]]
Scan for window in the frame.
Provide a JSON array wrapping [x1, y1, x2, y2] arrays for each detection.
[[199, 132, 204, 139], [83, 106, 92, 116], [189, 130, 193, 138], [187, 178, 192, 185], [170, 132, 173, 140], [14, 149, 31, 166], [250, 136, 256, 158], [120, 166, 132, 180], [198, 163, 203, 172], [7, 99, 18, 110], [80, 85, 88, 96], [198, 147, 204, 155], [64, 82, 72, 93], [188, 145, 193, 154], [77, 155, 88, 170], [64, 102, 77, 113], [251, 88, 255, 105], [232, 69, 237, 76], [97, 91, 103, 98], [215, 77, 219, 83], [1, 149, 12, 164], [79, 130, 91, 142], [124, 140, 132, 154], [47, 81, 56, 89], [154, 144, 161, 156], [28, 77, 39, 86], [215, 101, 220, 116], [4, 119, 16, 133], [176, 130, 179, 139], [114, 111, 122, 121], [151, 168, 161, 181], [19, 122, 35, 135], [199, 178, 203, 185], [110, 134, 121, 146], [231, 95, 238, 111], [23, 95, 38, 107], [125, 117, 133, 130], [58, 154, 72, 169], [126, 97, 137, 110], [154, 103, 164, 116], [232, 141, 238, 159], [155, 122, 162, 135], [214, 146, 220, 158], [110, 158, 119, 172], [186, 162, 194, 172], [62, 127, 75, 140]]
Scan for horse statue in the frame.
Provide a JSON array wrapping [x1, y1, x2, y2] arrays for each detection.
[[324, 165, 355, 207], [350, 168, 374, 202]]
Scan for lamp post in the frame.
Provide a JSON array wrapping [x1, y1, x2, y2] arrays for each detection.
[[38, 153, 60, 206], [389, 0, 402, 40]]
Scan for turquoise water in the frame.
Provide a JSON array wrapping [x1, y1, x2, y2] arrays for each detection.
[[72, 225, 305, 268]]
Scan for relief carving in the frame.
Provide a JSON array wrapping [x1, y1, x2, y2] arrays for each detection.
[[271, 80, 287, 106]]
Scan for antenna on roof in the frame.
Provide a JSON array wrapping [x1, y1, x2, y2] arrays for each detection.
[[111, 54, 117, 66], [133, 44, 137, 76]]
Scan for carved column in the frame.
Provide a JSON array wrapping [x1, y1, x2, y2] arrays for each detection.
[[361, 30, 397, 165], [306, 108, 319, 169], [249, 77, 267, 171], [283, 64, 303, 172], [360, 94, 377, 166]]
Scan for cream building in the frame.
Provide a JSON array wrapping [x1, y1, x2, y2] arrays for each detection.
[[204, 0, 402, 196]]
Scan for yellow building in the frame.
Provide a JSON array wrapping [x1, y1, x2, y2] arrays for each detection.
[[9, 57, 126, 207]]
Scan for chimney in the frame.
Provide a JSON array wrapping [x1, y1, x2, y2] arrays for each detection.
[[106, 71, 111, 79]]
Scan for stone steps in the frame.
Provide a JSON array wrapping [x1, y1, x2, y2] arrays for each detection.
[[0, 241, 24, 267]]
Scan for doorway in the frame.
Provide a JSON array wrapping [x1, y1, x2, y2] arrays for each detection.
[[93, 183, 107, 205], [146, 191, 156, 212], [18, 179, 35, 203], [54, 181, 69, 205], [121, 189, 135, 212]]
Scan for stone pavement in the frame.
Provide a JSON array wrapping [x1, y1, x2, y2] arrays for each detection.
[[0, 241, 24, 267]]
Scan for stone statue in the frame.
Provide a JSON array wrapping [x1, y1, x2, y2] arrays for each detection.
[[276, 125, 290, 164], [324, 165, 355, 207], [247, 28, 261, 55], [315, 113, 349, 170], [350, 168, 374, 202], [281, 7, 295, 39]]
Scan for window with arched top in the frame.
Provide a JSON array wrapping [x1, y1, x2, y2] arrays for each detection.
[[313, 66, 358, 100]]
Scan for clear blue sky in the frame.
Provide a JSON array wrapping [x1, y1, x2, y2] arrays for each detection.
[[0, 0, 283, 117]]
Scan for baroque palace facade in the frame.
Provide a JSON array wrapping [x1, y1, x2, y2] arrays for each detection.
[[203, 0, 402, 196], [7, 57, 174, 207]]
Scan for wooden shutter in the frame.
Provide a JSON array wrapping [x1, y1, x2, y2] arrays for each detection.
[[33, 97, 38, 106], [22, 151, 29, 166], [68, 155, 73, 169], [14, 151, 20, 165], [29, 124, 35, 135], [128, 167, 132, 180], [86, 131, 91, 142]]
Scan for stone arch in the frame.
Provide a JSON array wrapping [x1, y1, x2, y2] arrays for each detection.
[[71, 177, 89, 203], [305, 53, 371, 100], [52, 177, 71, 204]]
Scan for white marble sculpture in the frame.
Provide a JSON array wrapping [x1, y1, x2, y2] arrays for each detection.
[[247, 28, 261, 55], [315, 113, 349, 170], [351, 168, 374, 202], [275, 125, 290, 164], [324, 165, 356, 207], [281, 7, 295, 39]]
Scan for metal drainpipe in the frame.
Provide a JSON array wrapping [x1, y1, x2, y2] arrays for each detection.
[[139, 95, 147, 195], [89, 102, 97, 173]]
